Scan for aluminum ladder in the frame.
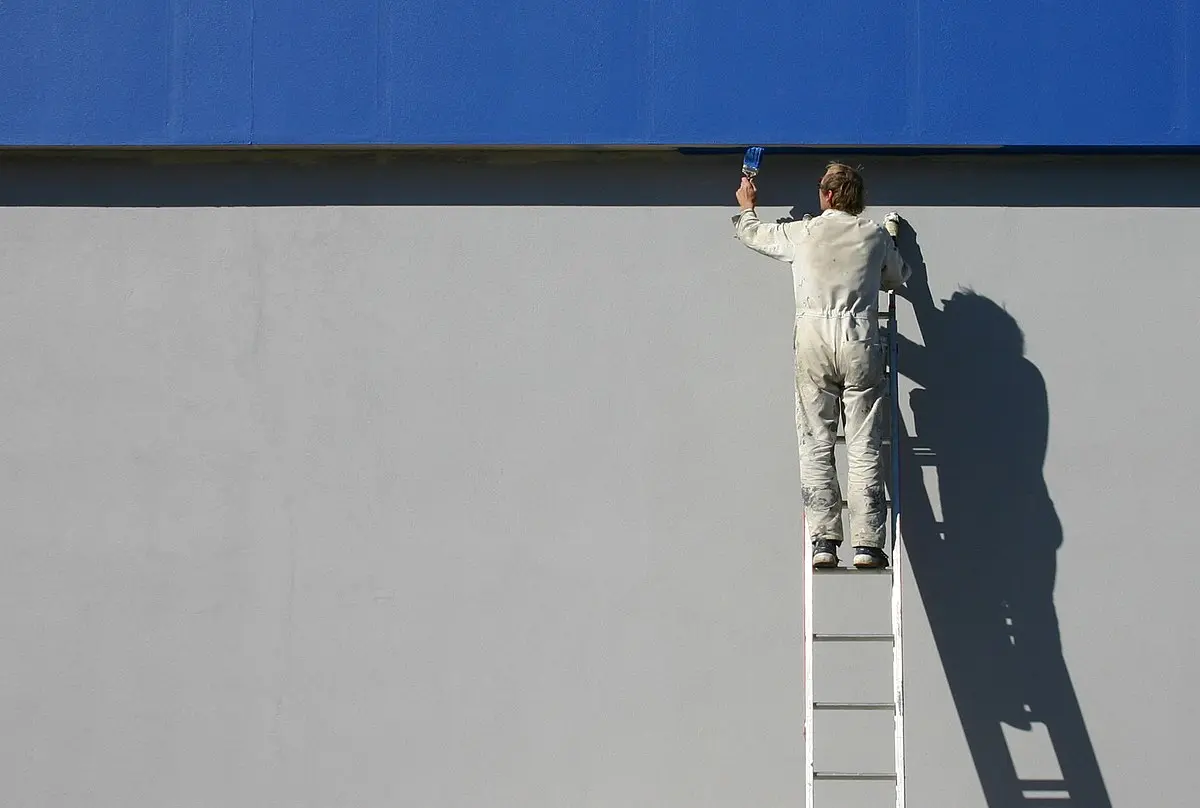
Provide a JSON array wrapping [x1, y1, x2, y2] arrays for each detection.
[[801, 288, 905, 808]]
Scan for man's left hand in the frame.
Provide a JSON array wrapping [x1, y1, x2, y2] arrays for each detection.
[[736, 176, 757, 210]]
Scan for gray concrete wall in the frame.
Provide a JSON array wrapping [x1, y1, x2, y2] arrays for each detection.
[[1, 151, 1197, 808]]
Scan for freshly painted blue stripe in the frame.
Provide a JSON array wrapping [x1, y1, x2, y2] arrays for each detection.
[[169, 0, 253, 143], [3, 4, 172, 144], [2, 0, 1198, 147], [252, 0, 381, 143], [918, 0, 1178, 145], [385, 0, 651, 144]]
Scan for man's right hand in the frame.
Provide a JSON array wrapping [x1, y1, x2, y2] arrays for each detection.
[[736, 176, 757, 210]]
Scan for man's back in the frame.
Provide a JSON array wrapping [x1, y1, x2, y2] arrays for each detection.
[[790, 209, 902, 319], [733, 207, 909, 320]]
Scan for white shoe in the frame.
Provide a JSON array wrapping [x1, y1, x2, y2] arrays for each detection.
[[883, 212, 901, 238], [853, 546, 890, 569], [812, 539, 840, 568]]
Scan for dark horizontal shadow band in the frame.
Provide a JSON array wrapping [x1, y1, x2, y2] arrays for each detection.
[[4, 150, 1200, 208]]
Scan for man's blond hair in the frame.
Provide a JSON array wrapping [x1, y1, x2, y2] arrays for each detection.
[[819, 162, 866, 215]]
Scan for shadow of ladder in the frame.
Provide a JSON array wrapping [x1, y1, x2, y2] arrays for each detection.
[[905, 436, 1106, 808]]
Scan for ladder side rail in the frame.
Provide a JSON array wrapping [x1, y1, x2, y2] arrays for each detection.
[[887, 290, 906, 808], [801, 375, 816, 808]]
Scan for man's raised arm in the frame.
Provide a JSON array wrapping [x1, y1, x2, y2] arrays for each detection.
[[731, 176, 795, 263]]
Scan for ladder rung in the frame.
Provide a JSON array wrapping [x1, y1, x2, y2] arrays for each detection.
[[813, 771, 897, 781], [838, 500, 892, 507], [813, 633, 893, 642], [833, 435, 892, 444], [812, 566, 892, 575], [813, 702, 894, 711]]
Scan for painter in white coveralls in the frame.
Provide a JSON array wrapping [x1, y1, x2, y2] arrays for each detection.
[[733, 162, 910, 569]]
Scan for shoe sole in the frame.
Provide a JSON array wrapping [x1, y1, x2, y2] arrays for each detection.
[[813, 552, 838, 568], [853, 554, 889, 569]]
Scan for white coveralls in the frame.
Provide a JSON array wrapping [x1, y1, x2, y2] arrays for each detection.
[[734, 207, 910, 549]]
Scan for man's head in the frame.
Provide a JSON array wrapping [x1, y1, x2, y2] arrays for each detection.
[[818, 162, 865, 215]]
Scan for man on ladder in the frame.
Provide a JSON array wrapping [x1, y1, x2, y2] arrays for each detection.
[[732, 161, 910, 569]]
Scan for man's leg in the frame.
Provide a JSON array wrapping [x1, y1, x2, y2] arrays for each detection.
[[842, 337, 889, 566], [794, 320, 843, 565]]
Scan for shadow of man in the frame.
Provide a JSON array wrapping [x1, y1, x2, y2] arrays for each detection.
[[890, 223, 1112, 808]]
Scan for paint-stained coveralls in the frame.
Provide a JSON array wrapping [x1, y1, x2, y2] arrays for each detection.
[[733, 207, 910, 550]]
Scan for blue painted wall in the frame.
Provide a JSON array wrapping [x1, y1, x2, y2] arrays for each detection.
[[3, 0, 1198, 147]]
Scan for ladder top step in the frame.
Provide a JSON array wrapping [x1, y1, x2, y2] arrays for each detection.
[[813, 702, 895, 711], [813, 772, 897, 781], [813, 633, 894, 642], [811, 566, 892, 575]]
